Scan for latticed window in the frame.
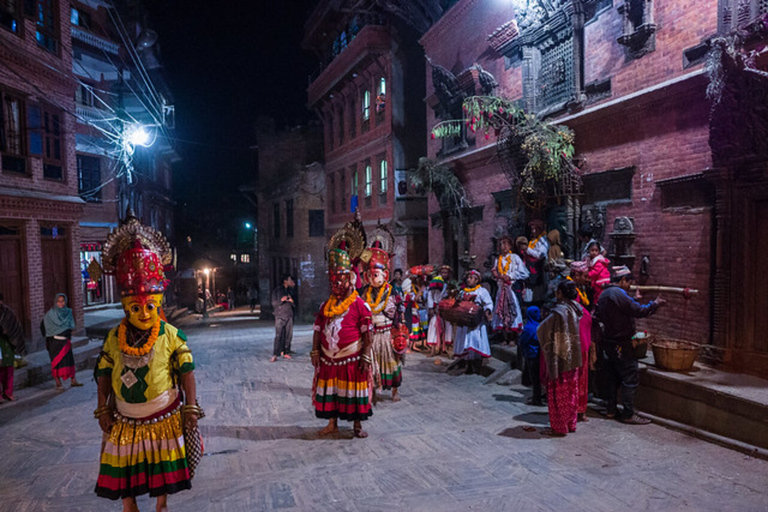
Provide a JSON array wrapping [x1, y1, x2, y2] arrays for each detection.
[[362, 90, 370, 120], [719, 0, 768, 33], [285, 199, 294, 238]]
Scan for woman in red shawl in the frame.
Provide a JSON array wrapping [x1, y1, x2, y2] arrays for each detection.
[[537, 280, 583, 436]]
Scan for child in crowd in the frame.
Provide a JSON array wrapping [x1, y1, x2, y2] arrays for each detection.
[[518, 306, 543, 405], [586, 241, 611, 302]]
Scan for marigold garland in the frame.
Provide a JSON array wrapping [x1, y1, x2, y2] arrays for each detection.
[[497, 253, 512, 276], [528, 234, 545, 250], [364, 283, 392, 314], [463, 284, 481, 293], [118, 317, 160, 357], [566, 276, 590, 306], [323, 290, 359, 318]]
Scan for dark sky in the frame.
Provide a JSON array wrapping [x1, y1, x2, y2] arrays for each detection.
[[146, 0, 317, 205]]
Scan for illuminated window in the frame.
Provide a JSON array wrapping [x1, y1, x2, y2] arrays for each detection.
[[378, 78, 386, 96], [240, 254, 250, 263], [230, 254, 237, 261], [380, 159, 388, 193], [365, 163, 372, 197], [362, 90, 370, 120], [36, 0, 59, 55], [0, 0, 21, 34]]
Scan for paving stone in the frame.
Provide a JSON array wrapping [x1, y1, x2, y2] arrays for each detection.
[[0, 316, 766, 511]]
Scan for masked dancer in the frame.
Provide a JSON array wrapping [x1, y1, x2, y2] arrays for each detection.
[[93, 212, 200, 511]]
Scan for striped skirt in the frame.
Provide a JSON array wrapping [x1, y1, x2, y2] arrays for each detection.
[[95, 404, 191, 500], [313, 353, 373, 422], [370, 327, 402, 390]]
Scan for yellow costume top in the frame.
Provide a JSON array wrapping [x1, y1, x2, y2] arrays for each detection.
[[95, 321, 194, 404]]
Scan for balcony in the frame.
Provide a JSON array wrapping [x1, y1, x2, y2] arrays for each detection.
[[71, 26, 120, 55], [307, 25, 391, 107], [76, 104, 115, 125]]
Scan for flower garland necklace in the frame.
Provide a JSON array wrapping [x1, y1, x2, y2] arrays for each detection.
[[118, 317, 160, 357], [364, 283, 392, 314], [463, 284, 481, 293], [566, 277, 590, 306], [323, 290, 359, 318], [528, 234, 544, 249], [497, 252, 512, 276]]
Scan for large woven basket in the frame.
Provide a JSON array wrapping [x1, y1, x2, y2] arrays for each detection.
[[651, 339, 700, 371]]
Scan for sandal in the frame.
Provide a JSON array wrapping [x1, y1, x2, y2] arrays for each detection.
[[540, 428, 566, 437], [283, 354, 292, 359], [353, 428, 368, 438], [71, 381, 84, 387], [620, 414, 651, 425]]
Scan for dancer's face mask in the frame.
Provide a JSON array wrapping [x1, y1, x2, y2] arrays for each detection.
[[367, 269, 387, 288], [330, 273, 351, 300], [121, 293, 162, 330]]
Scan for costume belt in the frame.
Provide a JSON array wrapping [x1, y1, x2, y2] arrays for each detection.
[[116, 388, 178, 419], [322, 340, 360, 360], [371, 323, 392, 333]]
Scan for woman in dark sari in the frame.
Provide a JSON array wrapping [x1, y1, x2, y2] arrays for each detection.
[[42, 294, 82, 390]]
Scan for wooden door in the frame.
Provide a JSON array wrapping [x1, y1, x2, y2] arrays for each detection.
[[41, 238, 71, 311], [0, 232, 27, 334]]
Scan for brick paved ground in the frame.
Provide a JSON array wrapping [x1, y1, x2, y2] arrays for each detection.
[[0, 311, 766, 511]]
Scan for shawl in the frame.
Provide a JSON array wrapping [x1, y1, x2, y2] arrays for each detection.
[[43, 293, 75, 337], [537, 300, 582, 380], [0, 303, 26, 355]]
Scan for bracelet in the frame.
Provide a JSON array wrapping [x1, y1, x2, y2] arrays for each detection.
[[310, 349, 320, 356], [181, 404, 202, 414], [360, 354, 372, 364], [93, 406, 112, 419]]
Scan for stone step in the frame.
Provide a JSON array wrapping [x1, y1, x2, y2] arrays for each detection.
[[14, 337, 102, 390], [636, 355, 768, 452]]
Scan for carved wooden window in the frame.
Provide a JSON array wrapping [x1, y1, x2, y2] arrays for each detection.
[[42, 104, 63, 180], [719, 0, 768, 33], [1, 91, 27, 174], [36, 0, 59, 55], [0, 0, 22, 34], [617, 0, 656, 60]]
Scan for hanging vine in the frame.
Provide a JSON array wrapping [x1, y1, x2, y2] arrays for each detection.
[[409, 157, 471, 211], [430, 96, 577, 204]]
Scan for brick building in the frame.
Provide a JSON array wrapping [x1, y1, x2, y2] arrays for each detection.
[[0, 0, 177, 352], [73, 0, 178, 308], [419, 0, 763, 371], [253, 120, 326, 321], [0, 0, 84, 351], [303, 0, 434, 271]]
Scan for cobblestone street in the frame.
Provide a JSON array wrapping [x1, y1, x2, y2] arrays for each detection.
[[1, 313, 766, 511]]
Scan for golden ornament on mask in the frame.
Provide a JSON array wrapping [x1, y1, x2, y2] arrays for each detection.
[[323, 290, 359, 318], [364, 283, 391, 314], [118, 317, 160, 356]]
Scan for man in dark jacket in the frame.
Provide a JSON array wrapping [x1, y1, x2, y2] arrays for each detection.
[[595, 267, 666, 424], [270, 274, 295, 362]]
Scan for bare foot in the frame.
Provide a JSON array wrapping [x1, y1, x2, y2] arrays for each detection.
[[283, 354, 292, 359], [71, 379, 83, 387], [353, 427, 368, 438], [577, 412, 588, 422], [392, 393, 401, 403], [269, 356, 277, 363], [317, 424, 339, 436], [3, 394, 16, 401]]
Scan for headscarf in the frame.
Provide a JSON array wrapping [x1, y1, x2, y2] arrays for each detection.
[[547, 230, 563, 262], [0, 302, 26, 355], [537, 300, 582, 380], [43, 293, 75, 337]]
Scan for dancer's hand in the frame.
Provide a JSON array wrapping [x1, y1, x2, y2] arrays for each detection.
[[98, 413, 114, 434], [311, 350, 320, 367], [358, 358, 371, 374], [184, 412, 199, 430]]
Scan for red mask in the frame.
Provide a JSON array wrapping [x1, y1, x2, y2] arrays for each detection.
[[330, 273, 351, 299]]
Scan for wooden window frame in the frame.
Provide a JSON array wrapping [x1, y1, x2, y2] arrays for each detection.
[[42, 103, 64, 181], [1, 89, 29, 176]]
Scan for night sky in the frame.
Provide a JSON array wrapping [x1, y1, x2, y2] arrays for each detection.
[[146, 0, 317, 208]]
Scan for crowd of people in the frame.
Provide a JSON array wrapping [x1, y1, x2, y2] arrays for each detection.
[[309, 217, 669, 439]]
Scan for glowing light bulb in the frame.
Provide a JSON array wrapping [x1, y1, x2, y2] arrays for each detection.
[[126, 125, 151, 147]]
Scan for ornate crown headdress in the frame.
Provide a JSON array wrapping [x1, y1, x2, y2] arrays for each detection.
[[102, 210, 172, 296], [326, 215, 366, 274]]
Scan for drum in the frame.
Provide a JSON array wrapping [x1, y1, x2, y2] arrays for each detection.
[[437, 298, 483, 328]]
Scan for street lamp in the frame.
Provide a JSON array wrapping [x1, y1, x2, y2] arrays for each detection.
[[245, 222, 252, 229]]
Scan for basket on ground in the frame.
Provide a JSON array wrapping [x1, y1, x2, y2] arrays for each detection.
[[651, 339, 700, 371]]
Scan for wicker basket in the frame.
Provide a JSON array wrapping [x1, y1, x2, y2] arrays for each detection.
[[651, 339, 701, 371], [631, 332, 652, 359]]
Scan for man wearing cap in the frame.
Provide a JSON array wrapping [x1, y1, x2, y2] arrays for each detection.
[[594, 266, 667, 424]]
